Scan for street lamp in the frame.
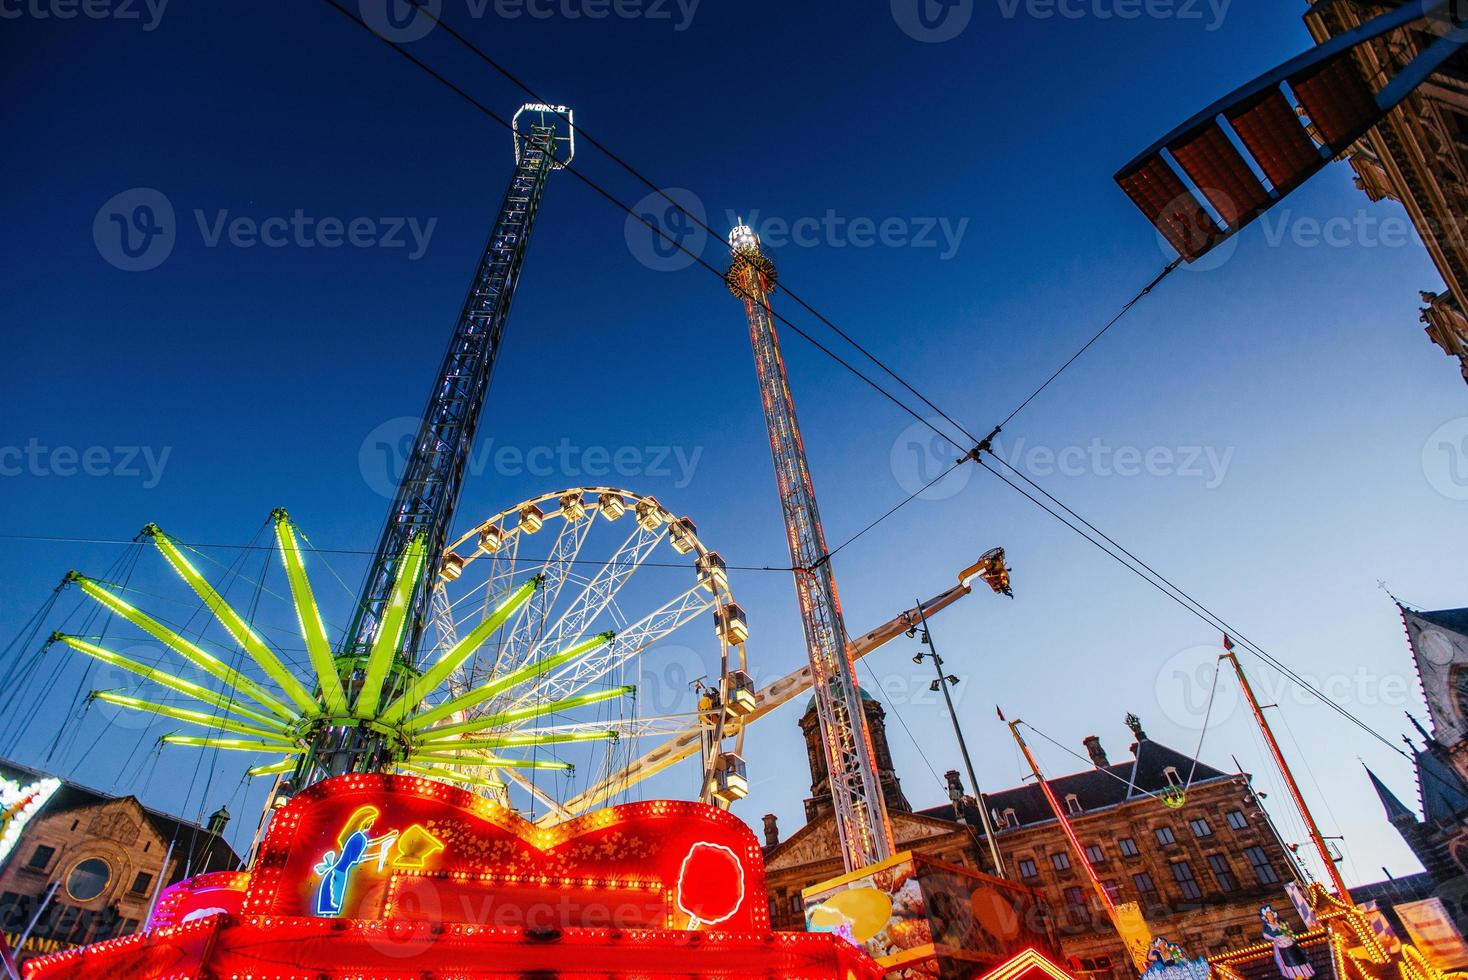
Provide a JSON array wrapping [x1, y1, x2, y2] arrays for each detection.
[[913, 546, 1013, 878]]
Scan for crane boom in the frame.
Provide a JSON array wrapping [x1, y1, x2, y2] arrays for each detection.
[[553, 579, 977, 822], [725, 221, 893, 871]]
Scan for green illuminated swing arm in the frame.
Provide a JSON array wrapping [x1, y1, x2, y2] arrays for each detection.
[[53, 633, 289, 732], [89, 691, 289, 740], [145, 526, 321, 717], [416, 685, 635, 743], [405, 631, 615, 732], [247, 758, 298, 777], [419, 730, 617, 751], [376, 575, 543, 725], [354, 533, 427, 720], [271, 511, 348, 715], [161, 734, 304, 753], [397, 763, 506, 791], [405, 753, 572, 771], [66, 574, 297, 722]]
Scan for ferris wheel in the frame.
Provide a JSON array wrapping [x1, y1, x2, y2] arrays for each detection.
[[427, 486, 755, 820], [47, 487, 756, 825]]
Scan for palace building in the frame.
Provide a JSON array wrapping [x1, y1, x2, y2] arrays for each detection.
[[763, 703, 1302, 979], [0, 758, 239, 964], [1304, 1, 1468, 384]]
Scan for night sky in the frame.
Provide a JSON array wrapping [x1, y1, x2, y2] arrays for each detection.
[[2, 0, 1464, 885]]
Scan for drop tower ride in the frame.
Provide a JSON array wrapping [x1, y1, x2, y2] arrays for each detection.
[[725, 222, 894, 872]]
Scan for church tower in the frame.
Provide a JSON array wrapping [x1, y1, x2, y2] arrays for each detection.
[[799, 691, 911, 822], [1365, 604, 1468, 931]]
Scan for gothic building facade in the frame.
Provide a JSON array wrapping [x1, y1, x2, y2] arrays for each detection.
[[1365, 605, 1468, 931], [763, 703, 1302, 979], [1304, 2, 1468, 384]]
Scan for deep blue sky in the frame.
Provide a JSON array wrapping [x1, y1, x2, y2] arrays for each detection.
[[2, 1, 1464, 884]]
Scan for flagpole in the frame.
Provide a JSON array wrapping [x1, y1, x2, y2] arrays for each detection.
[[1220, 636, 1352, 903], [1000, 708, 1150, 972]]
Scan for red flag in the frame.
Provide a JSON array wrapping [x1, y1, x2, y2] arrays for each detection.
[[1222, 634, 1234, 651]]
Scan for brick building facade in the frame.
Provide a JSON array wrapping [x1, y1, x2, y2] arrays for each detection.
[[0, 759, 239, 964], [764, 707, 1303, 979]]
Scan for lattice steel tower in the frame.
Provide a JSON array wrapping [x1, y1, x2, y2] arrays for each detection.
[[725, 221, 894, 871], [308, 105, 574, 782]]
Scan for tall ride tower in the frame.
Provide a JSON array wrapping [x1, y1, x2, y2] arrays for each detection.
[[725, 221, 894, 872], [306, 104, 574, 782]]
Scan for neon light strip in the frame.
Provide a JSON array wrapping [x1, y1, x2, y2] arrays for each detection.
[[354, 534, 426, 719], [148, 529, 320, 716], [91, 691, 285, 739], [56, 634, 287, 731], [404, 631, 614, 731], [378, 576, 541, 724], [273, 514, 348, 714], [417, 685, 635, 742]]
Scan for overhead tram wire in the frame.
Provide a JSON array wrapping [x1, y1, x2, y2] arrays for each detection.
[[975, 457, 1419, 767], [307, 0, 1420, 787], [979, 453, 1395, 746], [0, 533, 794, 574], [315, 0, 962, 458], [1018, 719, 1167, 804], [315, 0, 1003, 579], [390, 0, 1180, 452], [391, 0, 982, 449], [322, 0, 1197, 563]]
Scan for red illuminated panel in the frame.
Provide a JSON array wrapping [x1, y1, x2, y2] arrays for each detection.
[[1115, 155, 1223, 261], [1290, 54, 1378, 149], [243, 773, 768, 931], [146, 870, 250, 931], [26, 918, 883, 979], [1167, 123, 1271, 226], [1227, 89, 1322, 191], [384, 871, 672, 930]]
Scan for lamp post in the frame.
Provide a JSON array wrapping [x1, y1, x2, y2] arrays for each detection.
[[911, 547, 1012, 878]]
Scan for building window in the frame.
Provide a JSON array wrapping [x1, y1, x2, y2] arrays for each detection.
[[130, 872, 153, 895], [767, 897, 777, 919], [1245, 846, 1280, 885], [1085, 844, 1106, 865], [1155, 826, 1176, 846], [1003, 808, 1018, 828], [49, 906, 80, 942], [1171, 861, 1202, 901], [1100, 879, 1120, 903], [790, 893, 804, 915], [1018, 858, 1039, 880], [0, 893, 22, 931], [1208, 854, 1238, 893], [1190, 818, 1214, 838], [1132, 872, 1160, 907], [66, 858, 112, 902], [1118, 837, 1139, 857], [1164, 766, 1182, 788], [1226, 809, 1248, 830], [1066, 794, 1083, 815], [1063, 885, 1091, 925], [27, 845, 55, 870], [1051, 852, 1072, 872]]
